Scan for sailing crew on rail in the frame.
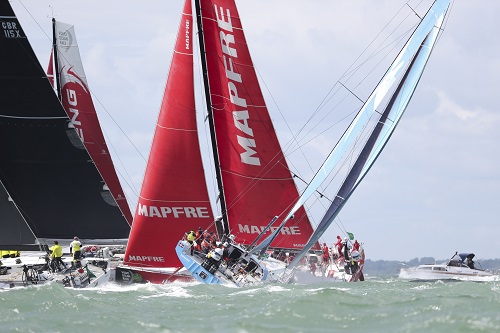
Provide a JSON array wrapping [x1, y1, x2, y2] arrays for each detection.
[[186, 230, 196, 255]]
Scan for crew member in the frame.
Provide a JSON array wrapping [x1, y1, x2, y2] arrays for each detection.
[[206, 243, 224, 270], [322, 242, 330, 265], [70, 236, 82, 262], [335, 235, 343, 257], [49, 240, 66, 272], [342, 238, 351, 260], [352, 240, 360, 252], [186, 230, 196, 255]]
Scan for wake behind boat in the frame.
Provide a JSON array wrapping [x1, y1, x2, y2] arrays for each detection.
[[399, 252, 498, 282]]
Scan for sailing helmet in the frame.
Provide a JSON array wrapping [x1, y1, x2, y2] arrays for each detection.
[[74, 236, 79, 240]]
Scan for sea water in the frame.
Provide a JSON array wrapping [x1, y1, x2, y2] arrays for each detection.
[[1, 277, 499, 333]]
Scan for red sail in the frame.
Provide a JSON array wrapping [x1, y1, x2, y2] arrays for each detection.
[[200, 0, 316, 250], [47, 50, 54, 87], [53, 21, 133, 226], [124, 0, 215, 268]]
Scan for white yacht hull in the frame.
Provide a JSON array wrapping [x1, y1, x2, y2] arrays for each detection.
[[399, 264, 497, 282]]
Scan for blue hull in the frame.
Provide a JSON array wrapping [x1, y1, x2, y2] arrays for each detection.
[[175, 241, 224, 285]]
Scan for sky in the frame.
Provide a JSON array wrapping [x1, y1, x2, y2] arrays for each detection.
[[9, 0, 500, 261]]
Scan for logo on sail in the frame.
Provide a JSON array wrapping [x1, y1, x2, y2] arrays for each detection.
[[238, 223, 301, 236], [57, 29, 73, 51], [127, 255, 165, 263], [184, 19, 190, 50], [215, 5, 261, 166], [61, 68, 90, 142], [137, 203, 211, 219]]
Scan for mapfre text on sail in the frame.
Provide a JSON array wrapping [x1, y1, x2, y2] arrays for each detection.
[[216, 5, 261, 166]]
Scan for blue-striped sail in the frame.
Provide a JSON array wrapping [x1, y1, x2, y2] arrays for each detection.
[[251, 0, 451, 257]]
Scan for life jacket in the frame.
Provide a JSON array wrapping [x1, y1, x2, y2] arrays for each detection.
[[323, 246, 329, 258], [50, 245, 63, 258], [71, 241, 81, 251], [187, 232, 195, 242], [212, 248, 223, 261]]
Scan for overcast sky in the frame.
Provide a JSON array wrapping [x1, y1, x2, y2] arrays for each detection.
[[10, 0, 500, 261]]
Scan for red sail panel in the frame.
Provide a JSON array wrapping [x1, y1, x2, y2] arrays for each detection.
[[200, 0, 316, 250], [53, 21, 133, 226], [124, 0, 215, 268], [47, 50, 54, 87]]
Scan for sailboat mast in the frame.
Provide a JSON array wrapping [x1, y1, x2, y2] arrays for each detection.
[[51, 18, 62, 100], [194, 0, 229, 238]]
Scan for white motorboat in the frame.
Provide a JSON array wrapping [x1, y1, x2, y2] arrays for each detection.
[[399, 252, 498, 282]]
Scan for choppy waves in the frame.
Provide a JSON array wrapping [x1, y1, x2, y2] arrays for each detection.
[[1, 277, 500, 332]]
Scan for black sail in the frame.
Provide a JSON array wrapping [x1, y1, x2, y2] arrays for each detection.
[[0, 1, 130, 242], [0, 182, 37, 247]]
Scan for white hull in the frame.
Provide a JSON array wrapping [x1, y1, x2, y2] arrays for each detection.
[[399, 264, 497, 282], [0, 247, 122, 288]]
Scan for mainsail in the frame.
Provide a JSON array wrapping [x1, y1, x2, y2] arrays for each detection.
[[0, 0, 130, 243], [0, 182, 36, 248], [50, 19, 133, 226], [253, 0, 451, 256], [197, 0, 316, 250], [123, 0, 215, 269]]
